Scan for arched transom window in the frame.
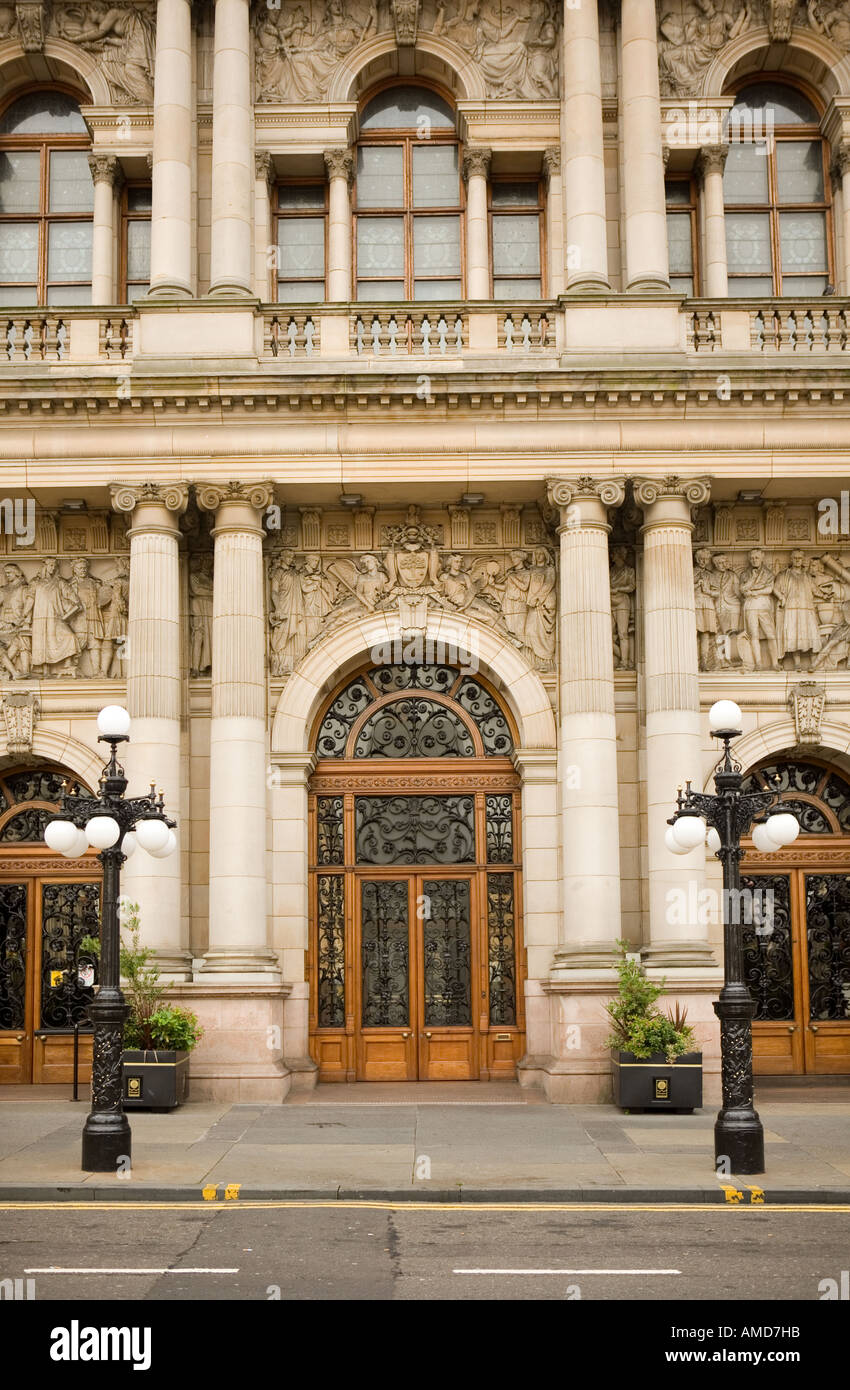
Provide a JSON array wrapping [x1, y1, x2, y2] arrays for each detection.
[[723, 82, 832, 297], [354, 85, 463, 302], [0, 91, 93, 306], [740, 759, 850, 836]]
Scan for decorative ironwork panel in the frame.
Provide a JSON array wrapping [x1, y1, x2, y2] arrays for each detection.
[[5, 769, 80, 803], [0, 807, 52, 842], [821, 774, 850, 832], [361, 879, 409, 1027], [369, 664, 457, 695], [0, 881, 27, 1029], [487, 873, 517, 1026], [422, 879, 472, 1027], [486, 794, 513, 863], [355, 795, 475, 864], [741, 874, 794, 1020], [316, 796, 344, 865], [773, 799, 831, 835], [316, 874, 345, 1027], [455, 678, 514, 755], [40, 882, 100, 1030], [316, 677, 373, 757], [805, 874, 850, 1021], [354, 698, 475, 758], [742, 761, 822, 798]]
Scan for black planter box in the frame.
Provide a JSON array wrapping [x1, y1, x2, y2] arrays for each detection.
[[611, 1050, 703, 1113], [121, 1051, 190, 1110]]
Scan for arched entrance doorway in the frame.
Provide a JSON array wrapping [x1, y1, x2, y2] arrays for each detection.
[[740, 757, 850, 1075], [308, 662, 524, 1082], [0, 763, 101, 1084]]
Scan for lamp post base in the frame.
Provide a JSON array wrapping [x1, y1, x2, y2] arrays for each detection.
[[714, 1108, 765, 1175], [82, 1113, 132, 1173]]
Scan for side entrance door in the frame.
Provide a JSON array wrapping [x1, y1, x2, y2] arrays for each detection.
[[356, 872, 480, 1081]]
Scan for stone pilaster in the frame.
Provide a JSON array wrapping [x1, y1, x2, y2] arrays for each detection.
[[462, 148, 492, 301], [545, 476, 625, 974], [830, 143, 850, 295], [149, 0, 194, 297], [542, 147, 564, 296], [561, 0, 610, 290], [324, 149, 354, 302], [634, 475, 716, 973], [621, 0, 669, 290], [88, 155, 122, 304], [196, 480, 279, 979], [209, 0, 253, 297], [110, 481, 190, 977], [255, 150, 274, 299], [696, 146, 729, 298]]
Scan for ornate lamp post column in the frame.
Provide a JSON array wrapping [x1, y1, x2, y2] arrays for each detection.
[[44, 705, 176, 1173], [667, 699, 800, 1174]]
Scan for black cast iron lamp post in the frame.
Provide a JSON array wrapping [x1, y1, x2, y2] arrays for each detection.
[[43, 704, 176, 1173], [665, 699, 800, 1175]]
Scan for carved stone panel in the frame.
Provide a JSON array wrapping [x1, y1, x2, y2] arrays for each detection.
[[49, 3, 156, 104], [0, 554, 130, 680]]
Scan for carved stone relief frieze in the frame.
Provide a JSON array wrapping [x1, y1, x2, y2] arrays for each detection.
[[0, 553, 129, 680], [266, 503, 557, 677], [253, 0, 560, 103], [610, 543, 636, 671], [48, 3, 156, 104]]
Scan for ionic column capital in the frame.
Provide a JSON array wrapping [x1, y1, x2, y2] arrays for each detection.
[[542, 146, 561, 185], [323, 147, 354, 186], [462, 147, 492, 183], [695, 144, 728, 186], [111, 481, 189, 518], [634, 474, 711, 523], [255, 149, 275, 187], [830, 142, 850, 191], [196, 480, 275, 536], [545, 475, 626, 531], [88, 154, 124, 189]]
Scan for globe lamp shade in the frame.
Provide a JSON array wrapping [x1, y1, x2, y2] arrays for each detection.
[[765, 811, 800, 847], [752, 822, 782, 854], [670, 815, 707, 850], [708, 700, 743, 735], [146, 829, 177, 860], [665, 825, 691, 856], [85, 815, 121, 850], [96, 705, 131, 738], [135, 818, 170, 854], [61, 827, 90, 859], [121, 831, 137, 859], [706, 826, 721, 854], [44, 819, 80, 854]]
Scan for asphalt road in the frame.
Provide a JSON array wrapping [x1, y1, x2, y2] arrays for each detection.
[[0, 1203, 848, 1303]]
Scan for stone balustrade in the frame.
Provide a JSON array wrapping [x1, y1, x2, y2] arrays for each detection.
[[687, 299, 850, 354]]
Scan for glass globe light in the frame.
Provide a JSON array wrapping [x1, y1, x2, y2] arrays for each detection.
[[752, 822, 782, 854], [45, 819, 80, 854], [706, 826, 721, 854], [765, 811, 799, 847], [146, 830, 177, 860], [97, 705, 131, 738], [708, 699, 743, 734], [61, 827, 90, 860], [670, 815, 707, 850], [665, 825, 691, 856], [135, 818, 170, 853], [86, 815, 121, 850], [121, 831, 137, 859]]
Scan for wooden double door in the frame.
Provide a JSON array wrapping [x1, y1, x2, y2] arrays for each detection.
[[743, 866, 850, 1074], [0, 867, 100, 1084]]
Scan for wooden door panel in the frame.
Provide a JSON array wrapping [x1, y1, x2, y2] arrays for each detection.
[[743, 873, 803, 1074], [0, 880, 31, 1083], [802, 873, 850, 1075], [418, 876, 477, 1081], [33, 1031, 92, 1085], [752, 1023, 803, 1074], [420, 1032, 475, 1080], [356, 877, 417, 1081]]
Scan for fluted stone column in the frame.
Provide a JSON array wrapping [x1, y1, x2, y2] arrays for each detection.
[[197, 481, 279, 979], [546, 477, 625, 973], [830, 144, 850, 295], [324, 149, 354, 302], [621, 0, 670, 290], [110, 482, 190, 977], [634, 476, 715, 972], [697, 146, 729, 298], [543, 147, 565, 296], [463, 148, 491, 300], [561, 0, 610, 289], [254, 151, 274, 299], [209, 0, 253, 297], [89, 156, 121, 304], [149, 0, 193, 297]]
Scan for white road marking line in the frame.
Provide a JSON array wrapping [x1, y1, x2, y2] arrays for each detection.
[[453, 1268, 681, 1276], [25, 1267, 239, 1275]]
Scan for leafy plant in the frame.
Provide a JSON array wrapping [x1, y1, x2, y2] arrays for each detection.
[[79, 901, 202, 1053], [604, 940, 696, 1064]]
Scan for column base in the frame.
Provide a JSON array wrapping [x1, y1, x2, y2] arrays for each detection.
[[549, 940, 622, 978], [207, 280, 255, 299], [152, 948, 194, 982], [626, 276, 672, 292], [197, 947, 282, 983], [145, 283, 193, 299], [564, 275, 611, 294], [641, 941, 719, 972]]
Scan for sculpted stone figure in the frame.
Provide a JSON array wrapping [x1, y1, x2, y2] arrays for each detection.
[[739, 547, 779, 669], [188, 554, 213, 677], [0, 563, 33, 678], [30, 558, 83, 676], [70, 557, 112, 677], [103, 556, 130, 677], [659, 0, 751, 98], [807, 0, 850, 47], [610, 545, 636, 670], [694, 547, 719, 669], [774, 549, 822, 669], [53, 3, 156, 104], [269, 552, 335, 675]]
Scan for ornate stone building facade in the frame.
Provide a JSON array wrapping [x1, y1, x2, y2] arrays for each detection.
[[0, 0, 849, 1098]]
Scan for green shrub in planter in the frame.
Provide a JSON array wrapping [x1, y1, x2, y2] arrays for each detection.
[[605, 941, 702, 1112]]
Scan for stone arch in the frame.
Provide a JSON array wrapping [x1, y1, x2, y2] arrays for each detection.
[[0, 40, 104, 106], [326, 33, 486, 104], [702, 27, 850, 102], [270, 610, 557, 756], [703, 717, 850, 790], [0, 728, 102, 792]]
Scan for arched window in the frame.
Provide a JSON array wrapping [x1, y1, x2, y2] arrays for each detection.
[[0, 90, 93, 306], [723, 81, 833, 297], [354, 85, 463, 302]]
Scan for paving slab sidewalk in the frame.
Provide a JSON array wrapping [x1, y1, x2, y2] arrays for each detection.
[[0, 1081, 849, 1203]]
